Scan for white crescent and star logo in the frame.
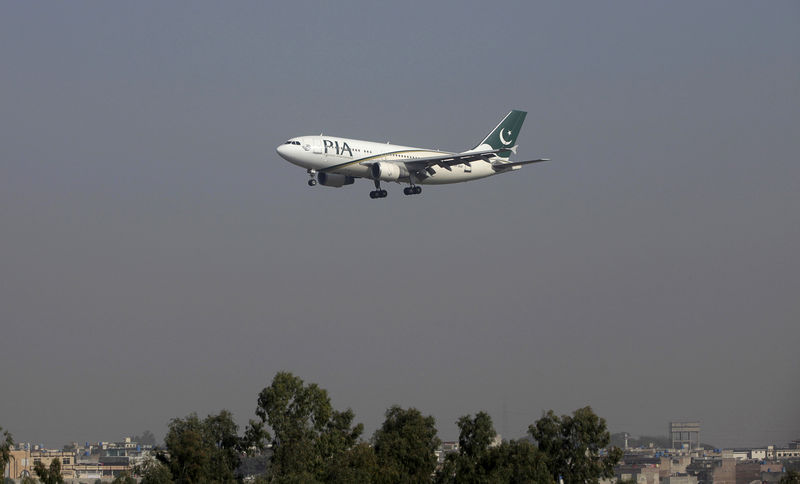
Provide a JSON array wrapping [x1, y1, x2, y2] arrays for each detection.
[[499, 129, 513, 145]]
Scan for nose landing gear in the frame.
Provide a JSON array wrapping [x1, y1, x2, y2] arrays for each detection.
[[307, 169, 317, 187]]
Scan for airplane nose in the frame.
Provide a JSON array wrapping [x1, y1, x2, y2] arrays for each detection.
[[276, 143, 288, 159]]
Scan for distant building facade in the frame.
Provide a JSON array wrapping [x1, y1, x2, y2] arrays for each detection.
[[670, 421, 701, 450], [6, 438, 152, 481]]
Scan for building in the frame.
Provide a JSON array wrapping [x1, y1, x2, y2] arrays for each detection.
[[730, 449, 749, 461], [615, 464, 660, 484], [670, 422, 701, 450], [736, 461, 784, 484], [685, 456, 735, 484], [6, 448, 77, 480], [6, 438, 152, 481], [435, 441, 459, 465], [663, 476, 698, 484], [660, 455, 692, 479]]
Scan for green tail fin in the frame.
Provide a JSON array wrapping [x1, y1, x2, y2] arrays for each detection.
[[472, 110, 527, 157]]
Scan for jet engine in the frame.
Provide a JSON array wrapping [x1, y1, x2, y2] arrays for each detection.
[[318, 172, 355, 187], [370, 162, 403, 181]]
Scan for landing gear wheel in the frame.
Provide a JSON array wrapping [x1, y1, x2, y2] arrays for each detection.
[[308, 179, 317, 187], [403, 187, 412, 196], [369, 191, 376, 199], [380, 189, 387, 198]]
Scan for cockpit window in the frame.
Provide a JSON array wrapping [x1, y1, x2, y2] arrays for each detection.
[[285, 140, 301, 145]]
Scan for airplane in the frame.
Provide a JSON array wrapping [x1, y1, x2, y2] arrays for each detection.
[[276, 109, 550, 199]]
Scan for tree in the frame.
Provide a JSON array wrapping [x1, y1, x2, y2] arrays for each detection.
[[163, 410, 240, 483], [372, 405, 441, 483], [164, 414, 208, 483], [782, 470, 800, 484], [111, 471, 136, 484], [529, 406, 623, 484], [33, 458, 64, 484], [1, 427, 12, 481], [324, 442, 379, 484], [436, 411, 496, 484], [435, 412, 552, 484], [249, 371, 363, 482], [203, 411, 241, 482], [482, 439, 553, 484], [136, 456, 173, 484], [457, 412, 496, 462]]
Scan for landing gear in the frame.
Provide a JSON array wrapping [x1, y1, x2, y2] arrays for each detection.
[[369, 179, 387, 199], [308, 179, 317, 186], [403, 185, 422, 196], [307, 169, 317, 187], [369, 189, 388, 199]]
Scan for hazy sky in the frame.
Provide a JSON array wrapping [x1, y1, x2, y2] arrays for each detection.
[[2, 1, 798, 449]]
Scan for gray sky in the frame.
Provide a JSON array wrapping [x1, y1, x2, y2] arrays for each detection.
[[1, 1, 798, 449]]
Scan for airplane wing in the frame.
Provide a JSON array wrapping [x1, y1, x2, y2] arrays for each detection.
[[400, 147, 517, 173]]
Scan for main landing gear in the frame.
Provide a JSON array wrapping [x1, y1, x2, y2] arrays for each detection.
[[369, 179, 387, 199], [369, 189, 388, 199], [307, 169, 317, 186], [369, 184, 422, 199]]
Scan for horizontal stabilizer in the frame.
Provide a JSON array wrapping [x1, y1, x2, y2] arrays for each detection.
[[492, 158, 550, 171]]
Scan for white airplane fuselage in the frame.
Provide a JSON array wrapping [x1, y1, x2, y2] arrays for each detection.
[[277, 135, 498, 185]]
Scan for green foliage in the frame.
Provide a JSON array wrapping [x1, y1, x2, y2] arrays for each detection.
[[136, 456, 174, 484], [435, 412, 552, 484], [372, 405, 441, 483], [436, 411, 496, 484], [483, 439, 553, 484], [21, 477, 38, 484], [111, 471, 136, 484], [457, 412, 496, 462], [0, 427, 13, 481], [250, 371, 363, 482], [529, 406, 623, 484], [782, 470, 800, 484], [163, 410, 240, 483], [33, 458, 64, 484], [324, 442, 379, 484]]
